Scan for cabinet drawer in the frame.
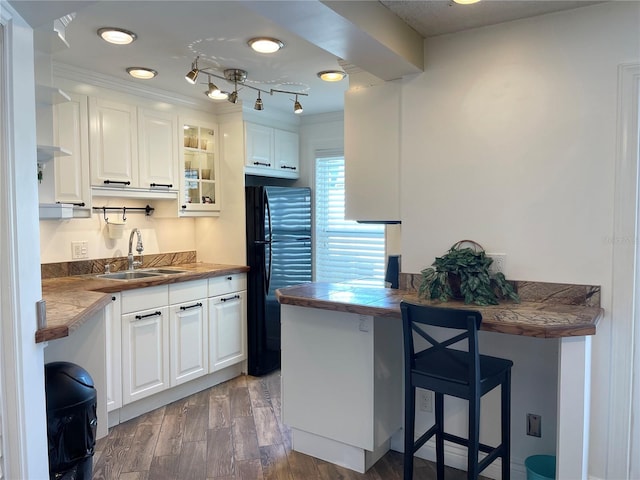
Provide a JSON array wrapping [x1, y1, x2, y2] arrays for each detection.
[[121, 285, 168, 314], [169, 279, 208, 305], [208, 273, 246, 297]]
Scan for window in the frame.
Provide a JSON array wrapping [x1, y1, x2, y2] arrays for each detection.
[[315, 153, 385, 285]]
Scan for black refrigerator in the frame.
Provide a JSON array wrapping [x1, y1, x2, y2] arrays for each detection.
[[245, 186, 312, 376]]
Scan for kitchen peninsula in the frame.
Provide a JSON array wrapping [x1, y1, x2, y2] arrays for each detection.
[[276, 280, 602, 479]]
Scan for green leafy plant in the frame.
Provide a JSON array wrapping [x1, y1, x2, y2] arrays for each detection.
[[418, 240, 520, 306]]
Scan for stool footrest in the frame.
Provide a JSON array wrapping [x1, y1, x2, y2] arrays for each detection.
[[441, 432, 497, 455], [412, 424, 438, 453]]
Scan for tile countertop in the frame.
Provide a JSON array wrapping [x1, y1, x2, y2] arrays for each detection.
[[275, 282, 603, 338], [37, 263, 249, 343]]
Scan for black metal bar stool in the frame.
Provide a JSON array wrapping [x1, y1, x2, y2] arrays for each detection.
[[400, 300, 513, 480]]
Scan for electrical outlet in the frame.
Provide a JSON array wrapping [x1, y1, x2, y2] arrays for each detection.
[[419, 390, 433, 412], [71, 241, 88, 260], [487, 253, 506, 274], [527, 413, 541, 437]]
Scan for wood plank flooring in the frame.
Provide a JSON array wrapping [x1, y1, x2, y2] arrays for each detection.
[[92, 371, 475, 480]]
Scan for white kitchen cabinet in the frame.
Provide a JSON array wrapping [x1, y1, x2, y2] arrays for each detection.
[[179, 119, 221, 216], [344, 81, 401, 222], [138, 108, 179, 191], [244, 122, 299, 179], [106, 294, 122, 412], [90, 98, 179, 198], [52, 91, 91, 215], [121, 285, 170, 404], [169, 279, 208, 386], [89, 97, 139, 188], [209, 290, 247, 371], [208, 273, 247, 371]]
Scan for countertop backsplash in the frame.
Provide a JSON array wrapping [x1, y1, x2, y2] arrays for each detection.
[[41, 250, 197, 279]]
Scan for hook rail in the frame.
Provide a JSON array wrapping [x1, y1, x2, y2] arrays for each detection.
[[94, 205, 154, 222]]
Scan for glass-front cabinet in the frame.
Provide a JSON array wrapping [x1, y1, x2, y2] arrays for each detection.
[[180, 120, 220, 216]]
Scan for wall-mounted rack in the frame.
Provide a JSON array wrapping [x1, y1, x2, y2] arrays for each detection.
[[93, 205, 154, 223]]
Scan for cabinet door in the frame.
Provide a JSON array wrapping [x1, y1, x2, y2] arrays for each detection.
[[122, 306, 169, 404], [179, 120, 221, 216], [344, 81, 400, 222], [169, 299, 208, 386], [274, 129, 299, 178], [138, 108, 178, 190], [208, 290, 247, 371], [244, 122, 273, 169], [53, 92, 91, 208], [105, 294, 122, 412], [89, 97, 138, 187]]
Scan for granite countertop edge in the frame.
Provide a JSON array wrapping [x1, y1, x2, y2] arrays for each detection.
[[275, 283, 603, 339], [37, 263, 249, 343]]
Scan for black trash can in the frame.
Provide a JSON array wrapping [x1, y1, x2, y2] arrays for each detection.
[[45, 361, 97, 480]]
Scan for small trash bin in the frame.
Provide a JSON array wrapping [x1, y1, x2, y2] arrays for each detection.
[[45, 362, 97, 480], [525, 455, 556, 480]]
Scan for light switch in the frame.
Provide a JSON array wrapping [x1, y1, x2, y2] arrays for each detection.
[[71, 241, 89, 260]]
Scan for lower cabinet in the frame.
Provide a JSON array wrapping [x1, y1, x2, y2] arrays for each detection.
[[113, 274, 246, 410], [209, 290, 247, 371]]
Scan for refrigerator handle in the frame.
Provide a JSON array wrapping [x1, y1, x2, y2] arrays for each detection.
[[264, 190, 273, 295]]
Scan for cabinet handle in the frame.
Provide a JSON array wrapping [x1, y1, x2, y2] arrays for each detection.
[[226, 276, 233, 280], [135, 311, 162, 320], [253, 161, 271, 167], [57, 201, 85, 207], [280, 165, 297, 170], [181, 205, 187, 209], [220, 294, 240, 302], [150, 182, 173, 188], [112, 296, 116, 301], [180, 302, 203, 311], [103, 180, 131, 186]]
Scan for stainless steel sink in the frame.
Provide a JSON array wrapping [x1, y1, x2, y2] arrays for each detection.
[[97, 271, 162, 280], [141, 268, 189, 275]]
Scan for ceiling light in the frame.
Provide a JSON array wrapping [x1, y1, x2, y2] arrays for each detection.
[[452, 0, 481, 4], [317, 70, 347, 82], [228, 91, 238, 104], [254, 92, 264, 111], [293, 95, 303, 114], [248, 37, 284, 54], [205, 75, 223, 99], [185, 57, 199, 85], [126, 67, 157, 80], [97, 27, 137, 45], [208, 90, 229, 100]]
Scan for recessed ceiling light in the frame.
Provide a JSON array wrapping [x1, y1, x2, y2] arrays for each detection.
[[452, 0, 481, 4], [317, 70, 347, 82], [98, 27, 137, 45], [248, 37, 284, 54], [126, 67, 157, 80]]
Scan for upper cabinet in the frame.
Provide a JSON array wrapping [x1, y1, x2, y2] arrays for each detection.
[[52, 92, 91, 213], [89, 98, 179, 199], [179, 119, 221, 216], [244, 122, 299, 179], [344, 81, 401, 223]]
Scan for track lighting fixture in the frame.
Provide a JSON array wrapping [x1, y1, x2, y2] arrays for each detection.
[[184, 58, 308, 114], [293, 95, 303, 114], [185, 56, 199, 85], [254, 91, 264, 111]]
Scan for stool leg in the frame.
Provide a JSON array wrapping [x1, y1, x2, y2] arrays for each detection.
[[435, 392, 445, 480], [468, 394, 480, 479], [404, 385, 416, 480], [501, 371, 511, 480]]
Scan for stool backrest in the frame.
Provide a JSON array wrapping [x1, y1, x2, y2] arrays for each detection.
[[400, 300, 483, 389]]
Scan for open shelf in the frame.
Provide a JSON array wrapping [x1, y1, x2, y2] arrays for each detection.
[[37, 145, 71, 163]]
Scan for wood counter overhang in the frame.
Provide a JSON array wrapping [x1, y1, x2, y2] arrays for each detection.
[[275, 282, 602, 338], [37, 263, 250, 343]]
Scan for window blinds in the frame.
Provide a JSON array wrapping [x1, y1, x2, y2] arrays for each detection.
[[315, 155, 385, 285]]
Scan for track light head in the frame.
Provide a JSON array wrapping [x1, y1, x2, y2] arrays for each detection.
[[205, 76, 225, 99], [228, 91, 239, 104], [185, 57, 199, 84], [254, 92, 264, 111], [293, 95, 303, 114]]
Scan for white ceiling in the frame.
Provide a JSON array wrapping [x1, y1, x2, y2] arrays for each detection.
[[10, 0, 599, 117]]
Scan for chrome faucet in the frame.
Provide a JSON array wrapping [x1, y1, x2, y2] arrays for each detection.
[[127, 228, 144, 270]]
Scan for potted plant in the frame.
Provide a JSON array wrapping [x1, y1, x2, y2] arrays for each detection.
[[418, 240, 520, 306]]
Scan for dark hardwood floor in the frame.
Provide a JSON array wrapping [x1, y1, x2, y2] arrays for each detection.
[[92, 371, 474, 480]]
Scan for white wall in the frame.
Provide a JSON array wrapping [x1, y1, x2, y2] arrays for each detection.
[[399, 2, 639, 478]]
